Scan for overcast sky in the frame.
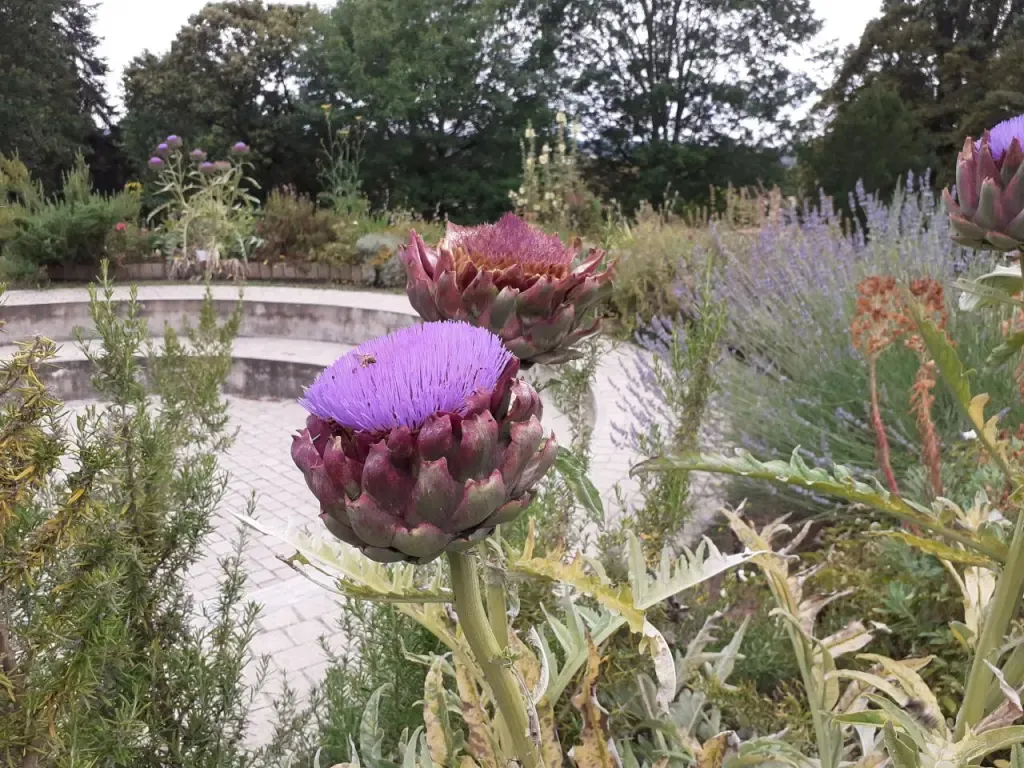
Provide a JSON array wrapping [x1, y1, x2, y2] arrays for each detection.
[[95, 0, 881, 108]]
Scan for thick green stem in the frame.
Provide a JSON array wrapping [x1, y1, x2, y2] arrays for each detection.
[[447, 550, 540, 768], [956, 509, 1024, 738]]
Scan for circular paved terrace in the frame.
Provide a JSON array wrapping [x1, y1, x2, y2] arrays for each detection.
[[1, 284, 720, 741]]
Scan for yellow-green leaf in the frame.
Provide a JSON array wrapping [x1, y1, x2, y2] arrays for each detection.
[[874, 531, 998, 569], [454, 656, 499, 768], [637, 450, 1008, 563], [424, 657, 453, 765], [569, 640, 619, 768]]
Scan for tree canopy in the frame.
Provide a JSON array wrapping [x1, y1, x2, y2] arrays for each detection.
[[0, 0, 110, 188]]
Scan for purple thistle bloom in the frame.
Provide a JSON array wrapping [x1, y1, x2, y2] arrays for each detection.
[[199, 161, 216, 174], [148, 156, 164, 168], [300, 321, 514, 433], [166, 134, 183, 149], [231, 141, 250, 155], [443, 212, 577, 272], [191, 148, 207, 161], [156, 142, 169, 154], [978, 114, 1024, 163], [213, 160, 232, 172]]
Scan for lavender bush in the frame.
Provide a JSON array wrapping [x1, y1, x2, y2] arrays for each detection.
[[713, 175, 1019, 503]]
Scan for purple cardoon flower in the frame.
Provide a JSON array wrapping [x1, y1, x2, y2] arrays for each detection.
[[231, 141, 250, 155], [148, 156, 164, 168], [199, 161, 216, 174], [213, 161, 231, 172], [290, 321, 556, 564], [976, 114, 1024, 163], [403, 213, 614, 365], [166, 134, 183, 149], [156, 142, 169, 154], [191, 148, 207, 162], [947, 112, 1024, 250], [301, 321, 515, 432]]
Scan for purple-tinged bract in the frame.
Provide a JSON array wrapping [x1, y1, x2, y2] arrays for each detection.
[[944, 113, 1024, 251], [402, 213, 615, 365], [291, 321, 557, 564]]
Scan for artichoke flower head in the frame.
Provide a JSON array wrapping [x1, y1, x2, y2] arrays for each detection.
[[402, 213, 613, 365], [292, 321, 557, 564], [945, 114, 1024, 251]]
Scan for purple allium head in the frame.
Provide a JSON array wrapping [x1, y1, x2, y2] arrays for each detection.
[[231, 141, 250, 155], [300, 321, 515, 433], [148, 156, 164, 168], [166, 135, 183, 149], [980, 114, 1024, 163], [442, 213, 577, 278], [199, 161, 216, 174]]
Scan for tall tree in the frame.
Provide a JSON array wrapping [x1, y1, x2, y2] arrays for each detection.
[[303, 0, 558, 221], [825, 0, 1024, 190], [120, 1, 317, 192], [563, 0, 823, 151], [801, 81, 937, 203], [0, 0, 110, 187]]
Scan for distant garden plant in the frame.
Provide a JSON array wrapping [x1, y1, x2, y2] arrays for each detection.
[[146, 134, 260, 280]]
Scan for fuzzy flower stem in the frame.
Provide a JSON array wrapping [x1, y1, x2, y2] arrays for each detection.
[[868, 358, 900, 496], [447, 550, 540, 768]]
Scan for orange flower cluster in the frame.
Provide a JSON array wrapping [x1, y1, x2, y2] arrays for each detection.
[[850, 276, 949, 499], [850, 276, 948, 359]]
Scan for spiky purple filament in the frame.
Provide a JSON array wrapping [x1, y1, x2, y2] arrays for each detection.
[[300, 321, 514, 433], [982, 114, 1024, 163], [444, 213, 575, 271]]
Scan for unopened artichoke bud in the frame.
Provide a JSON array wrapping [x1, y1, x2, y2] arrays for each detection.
[[944, 114, 1024, 251], [291, 321, 557, 564], [401, 213, 614, 366]]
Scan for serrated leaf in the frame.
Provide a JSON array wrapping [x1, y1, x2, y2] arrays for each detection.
[[627, 532, 760, 611], [361, 684, 395, 768], [634, 450, 1008, 562], [454, 657, 497, 768], [403, 728, 424, 768], [569, 639, 619, 768], [822, 620, 885, 659], [698, 732, 741, 768], [874, 531, 998, 569], [233, 514, 453, 603], [511, 633, 562, 768], [424, 657, 454, 765], [513, 548, 646, 632], [858, 654, 945, 737], [988, 330, 1024, 368], [883, 722, 920, 768], [833, 711, 894, 728], [555, 447, 605, 520], [956, 267, 1024, 311], [956, 726, 1024, 761], [541, 599, 628, 703]]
